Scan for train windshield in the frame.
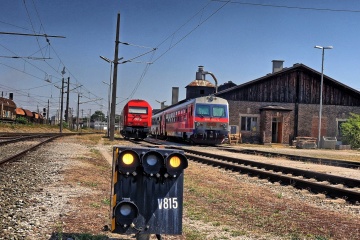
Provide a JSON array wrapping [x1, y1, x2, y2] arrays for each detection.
[[212, 105, 226, 117], [195, 104, 227, 118], [129, 107, 148, 114]]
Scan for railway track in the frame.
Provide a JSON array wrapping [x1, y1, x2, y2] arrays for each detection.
[[184, 148, 360, 204], [0, 134, 61, 165], [138, 138, 360, 204], [218, 146, 360, 169]]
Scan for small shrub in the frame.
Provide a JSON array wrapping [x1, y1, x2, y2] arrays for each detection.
[[16, 116, 28, 124]]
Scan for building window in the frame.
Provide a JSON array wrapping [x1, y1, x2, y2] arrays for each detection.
[[241, 116, 258, 131], [336, 118, 347, 136]]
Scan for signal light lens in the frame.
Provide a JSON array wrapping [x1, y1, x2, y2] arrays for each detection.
[[122, 153, 134, 165], [165, 153, 188, 177], [120, 203, 133, 216], [118, 150, 140, 175], [142, 151, 164, 176], [114, 199, 139, 228], [146, 154, 158, 166], [169, 156, 181, 168]]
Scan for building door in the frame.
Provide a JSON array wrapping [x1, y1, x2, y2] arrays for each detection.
[[271, 117, 283, 143]]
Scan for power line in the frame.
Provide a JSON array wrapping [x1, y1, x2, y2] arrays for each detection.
[[152, 1, 230, 63], [211, 0, 360, 13], [120, 0, 230, 105], [0, 31, 65, 38]]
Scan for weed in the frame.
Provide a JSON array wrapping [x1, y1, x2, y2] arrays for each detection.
[[90, 202, 100, 208], [230, 230, 246, 237], [101, 197, 110, 205], [213, 221, 221, 226], [84, 181, 98, 187], [315, 236, 329, 240], [183, 227, 207, 240]]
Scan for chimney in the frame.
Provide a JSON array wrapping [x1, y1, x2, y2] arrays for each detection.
[[272, 60, 284, 73], [196, 66, 205, 80], [172, 87, 179, 105], [9, 92, 13, 100]]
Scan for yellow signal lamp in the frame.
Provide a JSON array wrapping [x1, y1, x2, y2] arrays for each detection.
[[165, 152, 188, 177], [118, 149, 140, 176]]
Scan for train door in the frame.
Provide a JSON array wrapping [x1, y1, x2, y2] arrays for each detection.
[[271, 117, 283, 143], [187, 104, 194, 128], [160, 113, 164, 136]]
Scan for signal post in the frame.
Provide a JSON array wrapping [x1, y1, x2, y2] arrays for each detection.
[[110, 146, 188, 240]]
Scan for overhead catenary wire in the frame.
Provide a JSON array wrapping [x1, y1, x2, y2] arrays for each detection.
[[1, 0, 104, 113], [211, 0, 360, 13], [120, 0, 230, 106]]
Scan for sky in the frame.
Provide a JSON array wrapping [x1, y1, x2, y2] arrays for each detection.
[[1, 0, 360, 119]]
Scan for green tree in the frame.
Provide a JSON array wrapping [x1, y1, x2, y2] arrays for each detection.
[[91, 110, 105, 122], [340, 113, 360, 149]]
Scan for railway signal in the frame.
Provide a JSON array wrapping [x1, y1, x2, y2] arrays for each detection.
[[110, 146, 188, 238]]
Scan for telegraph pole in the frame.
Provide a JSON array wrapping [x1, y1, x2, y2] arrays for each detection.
[[110, 12, 120, 141], [47, 99, 49, 124], [60, 77, 65, 133], [65, 77, 70, 124], [76, 93, 81, 131]]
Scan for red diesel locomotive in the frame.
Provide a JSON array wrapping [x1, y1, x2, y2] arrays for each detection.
[[120, 99, 152, 139], [151, 95, 229, 145]]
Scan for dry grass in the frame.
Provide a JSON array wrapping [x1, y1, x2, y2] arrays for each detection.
[[183, 161, 360, 240], [3, 125, 360, 239]]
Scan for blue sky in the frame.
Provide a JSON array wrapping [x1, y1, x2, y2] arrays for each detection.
[[1, 0, 360, 119]]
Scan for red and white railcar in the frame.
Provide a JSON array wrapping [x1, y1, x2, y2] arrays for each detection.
[[120, 99, 152, 139], [151, 95, 229, 145]]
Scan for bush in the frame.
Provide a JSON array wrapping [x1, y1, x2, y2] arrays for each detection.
[[340, 113, 360, 149], [16, 116, 28, 124]]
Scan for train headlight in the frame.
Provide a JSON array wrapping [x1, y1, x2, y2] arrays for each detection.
[[165, 153, 188, 177], [142, 151, 164, 176], [118, 150, 140, 176], [114, 199, 139, 228]]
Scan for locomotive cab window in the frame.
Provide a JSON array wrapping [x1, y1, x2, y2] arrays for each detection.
[[129, 107, 148, 114], [212, 105, 227, 117], [195, 105, 210, 117], [196, 104, 227, 118]]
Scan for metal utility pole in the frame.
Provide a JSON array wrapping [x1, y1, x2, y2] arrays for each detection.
[[314, 45, 333, 148], [47, 99, 49, 124], [65, 77, 70, 124], [110, 12, 120, 141], [77, 93, 81, 131], [60, 78, 65, 133], [88, 109, 91, 128]]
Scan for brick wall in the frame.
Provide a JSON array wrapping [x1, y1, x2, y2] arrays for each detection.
[[227, 100, 360, 144]]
